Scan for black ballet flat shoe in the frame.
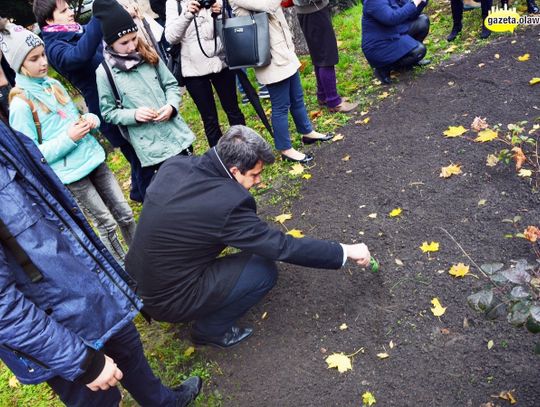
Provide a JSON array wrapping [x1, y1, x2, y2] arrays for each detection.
[[191, 326, 253, 349], [301, 133, 334, 144], [528, 0, 540, 13], [281, 153, 314, 164], [447, 25, 462, 42], [374, 68, 391, 84]]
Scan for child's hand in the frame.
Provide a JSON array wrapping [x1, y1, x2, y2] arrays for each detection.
[[82, 114, 99, 129], [154, 105, 173, 122], [68, 120, 91, 141], [135, 107, 158, 123]]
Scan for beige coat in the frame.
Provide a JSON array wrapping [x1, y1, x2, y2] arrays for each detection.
[[164, 0, 226, 77], [230, 0, 300, 85]]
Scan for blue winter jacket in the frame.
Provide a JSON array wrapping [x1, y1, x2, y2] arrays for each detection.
[[361, 0, 427, 68], [0, 119, 141, 384], [42, 18, 125, 148]]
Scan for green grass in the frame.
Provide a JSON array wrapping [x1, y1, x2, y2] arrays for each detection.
[[1, 1, 532, 404]]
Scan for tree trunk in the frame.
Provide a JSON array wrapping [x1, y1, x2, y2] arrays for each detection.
[[282, 8, 309, 56]]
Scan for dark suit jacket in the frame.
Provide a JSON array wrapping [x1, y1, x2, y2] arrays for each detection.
[[126, 148, 343, 322]]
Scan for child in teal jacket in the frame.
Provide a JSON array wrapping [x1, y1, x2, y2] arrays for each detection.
[[3, 19, 136, 263], [94, 0, 195, 193]]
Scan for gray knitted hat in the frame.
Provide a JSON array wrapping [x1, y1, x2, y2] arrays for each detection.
[[0, 20, 44, 73]]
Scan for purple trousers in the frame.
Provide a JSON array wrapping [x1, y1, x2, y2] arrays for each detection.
[[314, 66, 342, 108]]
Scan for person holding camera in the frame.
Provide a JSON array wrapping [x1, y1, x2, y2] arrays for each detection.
[[165, 0, 245, 148]]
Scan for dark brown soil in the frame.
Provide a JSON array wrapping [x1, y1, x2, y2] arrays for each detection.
[[199, 29, 540, 406]]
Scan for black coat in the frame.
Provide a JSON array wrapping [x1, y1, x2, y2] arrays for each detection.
[[126, 148, 343, 322]]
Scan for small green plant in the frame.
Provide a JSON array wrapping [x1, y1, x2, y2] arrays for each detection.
[[467, 259, 540, 334]]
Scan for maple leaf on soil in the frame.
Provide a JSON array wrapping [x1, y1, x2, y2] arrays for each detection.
[[389, 208, 402, 217], [530, 77, 540, 85], [325, 353, 352, 373], [474, 129, 498, 142], [440, 163, 462, 178], [431, 298, 447, 316], [288, 163, 304, 176], [471, 116, 489, 132], [524, 226, 540, 242], [486, 154, 499, 167], [518, 168, 532, 177], [420, 241, 439, 253], [511, 147, 526, 170], [517, 53, 530, 61], [362, 391, 377, 406], [274, 213, 292, 224], [449, 263, 470, 278], [286, 229, 305, 238], [443, 125, 467, 138]]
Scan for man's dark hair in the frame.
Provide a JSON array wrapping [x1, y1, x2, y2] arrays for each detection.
[[217, 125, 275, 174], [33, 0, 58, 28]]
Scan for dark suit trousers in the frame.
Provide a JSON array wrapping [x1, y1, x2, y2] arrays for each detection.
[[192, 255, 278, 336]]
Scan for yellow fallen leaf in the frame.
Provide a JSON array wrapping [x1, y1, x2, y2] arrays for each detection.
[[443, 125, 468, 138], [368, 213, 377, 219], [478, 199, 487, 206], [342, 155, 351, 161], [449, 262, 470, 278], [274, 213, 292, 224], [389, 208, 402, 217], [360, 110, 369, 116], [8, 376, 19, 388], [518, 168, 532, 177], [389, 340, 395, 349], [332, 134, 344, 142], [395, 258, 404, 266], [496, 390, 517, 404], [529, 77, 540, 85], [376, 352, 390, 359], [288, 163, 304, 176], [378, 91, 389, 99], [325, 353, 352, 373], [420, 241, 439, 253], [487, 339, 494, 350], [431, 297, 447, 317], [261, 311, 268, 319], [486, 154, 499, 167], [362, 391, 377, 406], [445, 45, 457, 53], [184, 346, 195, 357], [302, 173, 312, 180], [517, 53, 530, 61], [440, 163, 462, 178], [286, 229, 305, 238], [362, 117, 370, 124], [339, 323, 348, 330], [474, 129, 498, 142]]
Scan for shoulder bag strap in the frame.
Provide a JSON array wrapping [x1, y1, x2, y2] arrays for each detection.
[[100, 61, 130, 140], [0, 217, 43, 283], [13, 90, 42, 145]]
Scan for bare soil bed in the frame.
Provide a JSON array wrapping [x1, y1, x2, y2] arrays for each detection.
[[191, 28, 540, 406]]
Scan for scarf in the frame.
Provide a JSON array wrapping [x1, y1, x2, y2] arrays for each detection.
[[103, 44, 144, 72], [41, 24, 83, 33], [15, 73, 75, 121]]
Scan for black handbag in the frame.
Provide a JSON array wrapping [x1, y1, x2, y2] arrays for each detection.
[[166, 0, 186, 86], [216, 0, 271, 69]]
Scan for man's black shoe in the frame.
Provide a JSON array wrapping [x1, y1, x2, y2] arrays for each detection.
[[373, 68, 391, 84], [191, 326, 253, 349], [447, 24, 462, 42], [173, 376, 203, 407]]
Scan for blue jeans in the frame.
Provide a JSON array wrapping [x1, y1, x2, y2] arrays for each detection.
[[265, 71, 312, 151], [67, 163, 136, 264], [193, 255, 278, 336], [48, 323, 178, 407]]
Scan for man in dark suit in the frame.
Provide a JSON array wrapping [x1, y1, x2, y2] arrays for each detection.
[[126, 126, 371, 348]]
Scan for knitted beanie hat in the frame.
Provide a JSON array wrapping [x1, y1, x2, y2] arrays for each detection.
[[0, 19, 44, 72], [93, 0, 138, 45]]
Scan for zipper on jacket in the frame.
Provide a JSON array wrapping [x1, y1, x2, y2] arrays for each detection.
[[2, 344, 50, 371]]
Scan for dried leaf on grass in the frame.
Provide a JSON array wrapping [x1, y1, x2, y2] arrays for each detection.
[[8, 376, 20, 388], [332, 134, 344, 142], [288, 163, 304, 176], [184, 346, 195, 357]]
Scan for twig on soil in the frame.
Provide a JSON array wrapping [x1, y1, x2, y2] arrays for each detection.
[[438, 227, 490, 280], [346, 347, 365, 358]]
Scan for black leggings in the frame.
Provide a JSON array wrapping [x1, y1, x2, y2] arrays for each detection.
[[384, 14, 429, 71], [450, 0, 492, 25]]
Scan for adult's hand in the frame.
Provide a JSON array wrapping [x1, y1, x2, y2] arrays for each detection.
[[67, 120, 91, 141], [210, 2, 222, 13], [86, 355, 123, 391], [186, 0, 201, 15], [344, 243, 371, 267], [135, 107, 158, 122]]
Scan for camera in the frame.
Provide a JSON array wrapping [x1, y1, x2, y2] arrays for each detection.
[[199, 0, 216, 8]]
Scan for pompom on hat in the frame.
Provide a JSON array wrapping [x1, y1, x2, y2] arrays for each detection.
[[92, 0, 138, 45], [0, 19, 44, 72]]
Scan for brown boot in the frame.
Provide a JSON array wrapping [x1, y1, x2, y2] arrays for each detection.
[[328, 100, 359, 113]]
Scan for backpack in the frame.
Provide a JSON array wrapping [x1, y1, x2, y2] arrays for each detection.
[[166, 1, 185, 86]]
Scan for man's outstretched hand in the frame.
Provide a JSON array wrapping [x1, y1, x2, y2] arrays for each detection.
[[86, 355, 123, 391], [344, 243, 371, 267]]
